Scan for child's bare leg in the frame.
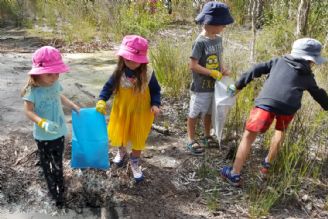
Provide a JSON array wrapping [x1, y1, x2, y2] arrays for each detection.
[[187, 117, 197, 142], [232, 130, 258, 174], [266, 130, 285, 163], [203, 114, 211, 137]]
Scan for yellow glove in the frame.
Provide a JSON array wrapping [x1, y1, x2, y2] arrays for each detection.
[[209, 70, 223, 80], [96, 100, 107, 115]]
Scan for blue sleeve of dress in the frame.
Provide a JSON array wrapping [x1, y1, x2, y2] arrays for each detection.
[[99, 75, 115, 101], [149, 72, 161, 107]]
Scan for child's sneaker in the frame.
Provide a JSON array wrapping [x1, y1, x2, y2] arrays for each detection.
[[130, 157, 144, 183], [260, 160, 271, 176], [220, 166, 241, 187], [113, 148, 127, 167]]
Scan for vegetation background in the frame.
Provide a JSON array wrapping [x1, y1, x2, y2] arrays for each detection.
[[0, 0, 327, 218]]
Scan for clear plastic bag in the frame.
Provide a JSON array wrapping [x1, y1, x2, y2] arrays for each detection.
[[212, 76, 236, 145]]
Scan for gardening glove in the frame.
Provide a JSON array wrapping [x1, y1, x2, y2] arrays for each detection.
[[37, 118, 59, 134], [227, 84, 237, 96], [209, 70, 223, 81], [96, 100, 107, 115]]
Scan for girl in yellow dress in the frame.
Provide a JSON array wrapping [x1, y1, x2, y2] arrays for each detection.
[[96, 35, 161, 182]]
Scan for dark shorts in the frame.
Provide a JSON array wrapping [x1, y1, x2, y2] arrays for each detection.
[[245, 107, 294, 133]]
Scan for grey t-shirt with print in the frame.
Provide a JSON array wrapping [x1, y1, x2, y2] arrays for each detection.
[[190, 34, 223, 92]]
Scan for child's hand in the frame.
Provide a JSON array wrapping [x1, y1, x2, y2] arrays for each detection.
[[151, 106, 160, 117], [73, 105, 80, 114], [37, 119, 59, 134], [96, 100, 106, 115], [227, 84, 237, 96], [221, 67, 230, 76], [209, 70, 223, 80]]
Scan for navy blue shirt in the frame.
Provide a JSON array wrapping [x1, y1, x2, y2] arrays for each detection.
[[236, 55, 328, 114], [99, 68, 161, 107]]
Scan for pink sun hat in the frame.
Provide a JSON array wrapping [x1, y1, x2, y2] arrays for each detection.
[[28, 46, 69, 75], [117, 35, 149, 64]]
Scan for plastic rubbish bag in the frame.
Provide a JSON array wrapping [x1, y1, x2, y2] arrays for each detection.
[[212, 76, 236, 145], [71, 108, 109, 169]]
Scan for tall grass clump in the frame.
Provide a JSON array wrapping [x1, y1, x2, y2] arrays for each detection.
[[104, 2, 172, 41], [33, 0, 98, 43], [150, 39, 191, 97], [27, 0, 172, 44], [0, 0, 23, 26]]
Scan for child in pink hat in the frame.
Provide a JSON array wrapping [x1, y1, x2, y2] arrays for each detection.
[[96, 35, 161, 183], [21, 46, 80, 207]]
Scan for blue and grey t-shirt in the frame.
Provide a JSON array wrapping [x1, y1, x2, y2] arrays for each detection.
[[190, 34, 223, 92], [23, 81, 68, 141]]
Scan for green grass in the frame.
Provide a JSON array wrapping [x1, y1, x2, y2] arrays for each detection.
[[150, 38, 191, 97]]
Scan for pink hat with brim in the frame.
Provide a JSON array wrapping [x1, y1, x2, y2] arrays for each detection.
[[28, 46, 70, 75], [116, 35, 149, 64]]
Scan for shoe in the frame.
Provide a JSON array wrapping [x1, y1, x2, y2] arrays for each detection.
[[202, 136, 219, 148], [113, 148, 127, 167], [260, 160, 271, 176], [186, 140, 204, 156], [130, 157, 144, 183], [220, 166, 241, 187], [55, 194, 64, 208]]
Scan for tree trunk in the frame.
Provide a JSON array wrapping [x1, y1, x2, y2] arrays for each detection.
[[255, 0, 265, 29], [250, 0, 258, 63], [296, 0, 310, 37]]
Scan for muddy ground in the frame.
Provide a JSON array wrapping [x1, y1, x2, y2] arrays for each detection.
[[0, 27, 327, 219]]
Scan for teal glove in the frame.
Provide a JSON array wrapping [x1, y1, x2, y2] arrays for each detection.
[[227, 84, 237, 96], [37, 119, 59, 134]]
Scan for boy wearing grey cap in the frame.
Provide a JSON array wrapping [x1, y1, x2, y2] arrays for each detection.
[[187, 1, 234, 155], [221, 38, 328, 186]]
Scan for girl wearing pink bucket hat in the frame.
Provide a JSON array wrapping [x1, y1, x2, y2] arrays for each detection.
[[96, 35, 161, 183], [21, 46, 80, 207]]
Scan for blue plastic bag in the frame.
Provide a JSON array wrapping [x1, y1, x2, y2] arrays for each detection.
[[71, 108, 110, 169]]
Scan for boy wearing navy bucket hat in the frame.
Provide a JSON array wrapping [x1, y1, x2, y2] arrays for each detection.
[[187, 1, 234, 155], [220, 38, 328, 187]]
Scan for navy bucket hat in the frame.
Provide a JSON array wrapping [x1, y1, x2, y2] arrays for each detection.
[[195, 1, 234, 25]]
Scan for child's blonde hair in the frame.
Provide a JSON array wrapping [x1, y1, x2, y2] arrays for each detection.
[[21, 75, 39, 97], [113, 56, 148, 93]]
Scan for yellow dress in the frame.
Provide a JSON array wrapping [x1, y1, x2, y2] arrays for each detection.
[[108, 68, 154, 150]]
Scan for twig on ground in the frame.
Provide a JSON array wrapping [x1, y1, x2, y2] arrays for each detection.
[[14, 149, 38, 166], [152, 124, 169, 135]]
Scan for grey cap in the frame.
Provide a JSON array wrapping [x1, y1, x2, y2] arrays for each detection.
[[290, 38, 327, 64]]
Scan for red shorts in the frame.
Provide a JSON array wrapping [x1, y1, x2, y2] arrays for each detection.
[[245, 107, 294, 133]]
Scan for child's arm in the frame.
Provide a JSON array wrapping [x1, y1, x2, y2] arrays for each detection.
[[60, 95, 80, 113], [189, 58, 223, 80], [149, 73, 161, 117], [99, 75, 115, 101], [308, 81, 328, 110], [235, 58, 277, 90], [24, 100, 43, 125], [24, 101, 59, 134], [96, 75, 115, 114]]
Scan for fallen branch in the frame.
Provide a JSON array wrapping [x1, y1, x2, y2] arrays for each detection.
[[151, 124, 169, 135], [14, 149, 38, 166], [74, 83, 96, 99]]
